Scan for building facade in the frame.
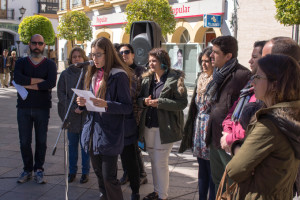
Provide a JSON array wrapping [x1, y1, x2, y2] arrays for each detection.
[[57, 0, 237, 85], [0, 0, 59, 58]]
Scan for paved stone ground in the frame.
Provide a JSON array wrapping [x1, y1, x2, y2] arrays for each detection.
[[0, 84, 200, 200]]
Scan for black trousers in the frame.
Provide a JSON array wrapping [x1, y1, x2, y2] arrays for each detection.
[[89, 151, 123, 200], [120, 142, 140, 194]]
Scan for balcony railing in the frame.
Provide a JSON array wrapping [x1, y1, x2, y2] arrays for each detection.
[[89, 0, 104, 4], [0, 9, 15, 20]]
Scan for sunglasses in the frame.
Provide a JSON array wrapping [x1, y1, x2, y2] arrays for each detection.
[[120, 50, 131, 55], [250, 74, 268, 81], [31, 41, 44, 46]]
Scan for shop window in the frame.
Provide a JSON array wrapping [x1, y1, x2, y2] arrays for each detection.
[[72, 0, 82, 7], [180, 29, 190, 43], [60, 0, 67, 10]]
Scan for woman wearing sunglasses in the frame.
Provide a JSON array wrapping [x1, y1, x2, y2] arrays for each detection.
[[76, 37, 133, 200], [227, 54, 300, 200]]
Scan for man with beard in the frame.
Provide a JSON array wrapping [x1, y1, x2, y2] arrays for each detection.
[[14, 34, 57, 184]]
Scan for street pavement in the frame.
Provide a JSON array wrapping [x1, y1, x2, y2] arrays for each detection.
[[0, 84, 200, 200]]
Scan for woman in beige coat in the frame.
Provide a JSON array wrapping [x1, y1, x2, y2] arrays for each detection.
[[227, 54, 300, 200]]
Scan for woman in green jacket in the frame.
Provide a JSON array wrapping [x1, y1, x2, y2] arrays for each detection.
[[138, 48, 188, 200], [227, 54, 300, 200]]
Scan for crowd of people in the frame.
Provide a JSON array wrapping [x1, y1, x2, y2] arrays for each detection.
[[7, 33, 300, 200]]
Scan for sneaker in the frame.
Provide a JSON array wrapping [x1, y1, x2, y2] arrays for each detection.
[[143, 192, 158, 200], [34, 170, 46, 184], [17, 171, 32, 183]]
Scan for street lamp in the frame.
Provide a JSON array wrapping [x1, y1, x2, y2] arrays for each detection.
[[16, 41, 21, 58], [19, 6, 26, 20]]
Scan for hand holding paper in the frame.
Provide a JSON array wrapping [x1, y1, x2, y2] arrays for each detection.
[[72, 88, 105, 112]]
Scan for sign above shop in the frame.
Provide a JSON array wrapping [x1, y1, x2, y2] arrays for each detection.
[[204, 14, 222, 28], [171, 0, 224, 18], [93, 0, 224, 26]]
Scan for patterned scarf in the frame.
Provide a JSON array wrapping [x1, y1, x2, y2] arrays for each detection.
[[94, 68, 104, 95], [196, 73, 213, 103], [204, 58, 238, 104], [231, 81, 254, 122]]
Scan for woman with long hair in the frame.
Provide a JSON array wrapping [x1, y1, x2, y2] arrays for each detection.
[[179, 47, 215, 200], [57, 47, 90, 183], [77, 37, 133, 200], [138, 48, 188, 200], [227, 54, 300, 199]]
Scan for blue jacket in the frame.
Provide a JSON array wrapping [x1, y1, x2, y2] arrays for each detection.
[[81, 68, 132, 156]]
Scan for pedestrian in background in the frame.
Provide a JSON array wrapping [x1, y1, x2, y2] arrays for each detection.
[[7, 50, 17, 86], [227, 54, 300, 200], [138, 48, 188, 200], [179, 47, 215, 200], [76, 37, 133, 200], [0, 49, 10, 88], [57, 47, 90, 184], [117, 43, 148, 200], [14, 34, 57, 184]]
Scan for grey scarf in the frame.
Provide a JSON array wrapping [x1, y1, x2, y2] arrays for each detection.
[[204, 58, 238, 103]]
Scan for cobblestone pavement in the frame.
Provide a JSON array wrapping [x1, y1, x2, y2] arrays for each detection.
[[0, 85, 199, 200]]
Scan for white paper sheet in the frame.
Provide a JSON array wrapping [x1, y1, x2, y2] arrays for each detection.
[[71, 88, 105, 112], [12, 80, 28, 100]]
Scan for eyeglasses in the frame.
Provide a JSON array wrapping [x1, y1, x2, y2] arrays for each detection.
[[119, 50, 131, 55], [31, 41, 44, 46], [250, 74, 268, 82], [91, 52, 105, 58]]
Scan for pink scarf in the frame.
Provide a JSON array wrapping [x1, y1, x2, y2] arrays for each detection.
[[94, 68, 104, 95]]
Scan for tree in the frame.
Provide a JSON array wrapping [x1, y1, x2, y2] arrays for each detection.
[[274, 0, 300, 25], [57, 11, 92, 47], [274, 0, 300, 42], [18, 15, 55, 45], [125, 0, 176, 36]]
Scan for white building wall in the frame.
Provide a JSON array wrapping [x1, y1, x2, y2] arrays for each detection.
[[236, 0, 292, 68]]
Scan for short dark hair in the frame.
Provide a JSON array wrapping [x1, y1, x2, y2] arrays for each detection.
[[270, 37, 300, 62], [211, 36, 238, 58], [3, 49, 8, 52], [198, 46, 213, 65], [254, 40, 267, 55], [118, 43, 134, 54], [149, 48, 171, 70], [258, 54, 300, 104]]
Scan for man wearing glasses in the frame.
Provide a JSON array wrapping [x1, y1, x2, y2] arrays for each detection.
[[14, 34, 57, 184]]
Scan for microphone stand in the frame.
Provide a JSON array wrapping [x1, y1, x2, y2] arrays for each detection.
[[52, 67, 85, 200]]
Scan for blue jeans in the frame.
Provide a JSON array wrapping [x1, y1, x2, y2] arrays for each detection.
[[17, 108, 49, 172], [68, 132, 90, 175], [197, 157, 215, 200]]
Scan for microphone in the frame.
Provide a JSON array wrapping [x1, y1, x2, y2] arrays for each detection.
[[69, 60, 94, 68]]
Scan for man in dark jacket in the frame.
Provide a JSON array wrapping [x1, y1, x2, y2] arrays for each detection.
[[205, 36, 251, 192], [14, 34, 57, 184], [0, 49, 10, 87]]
